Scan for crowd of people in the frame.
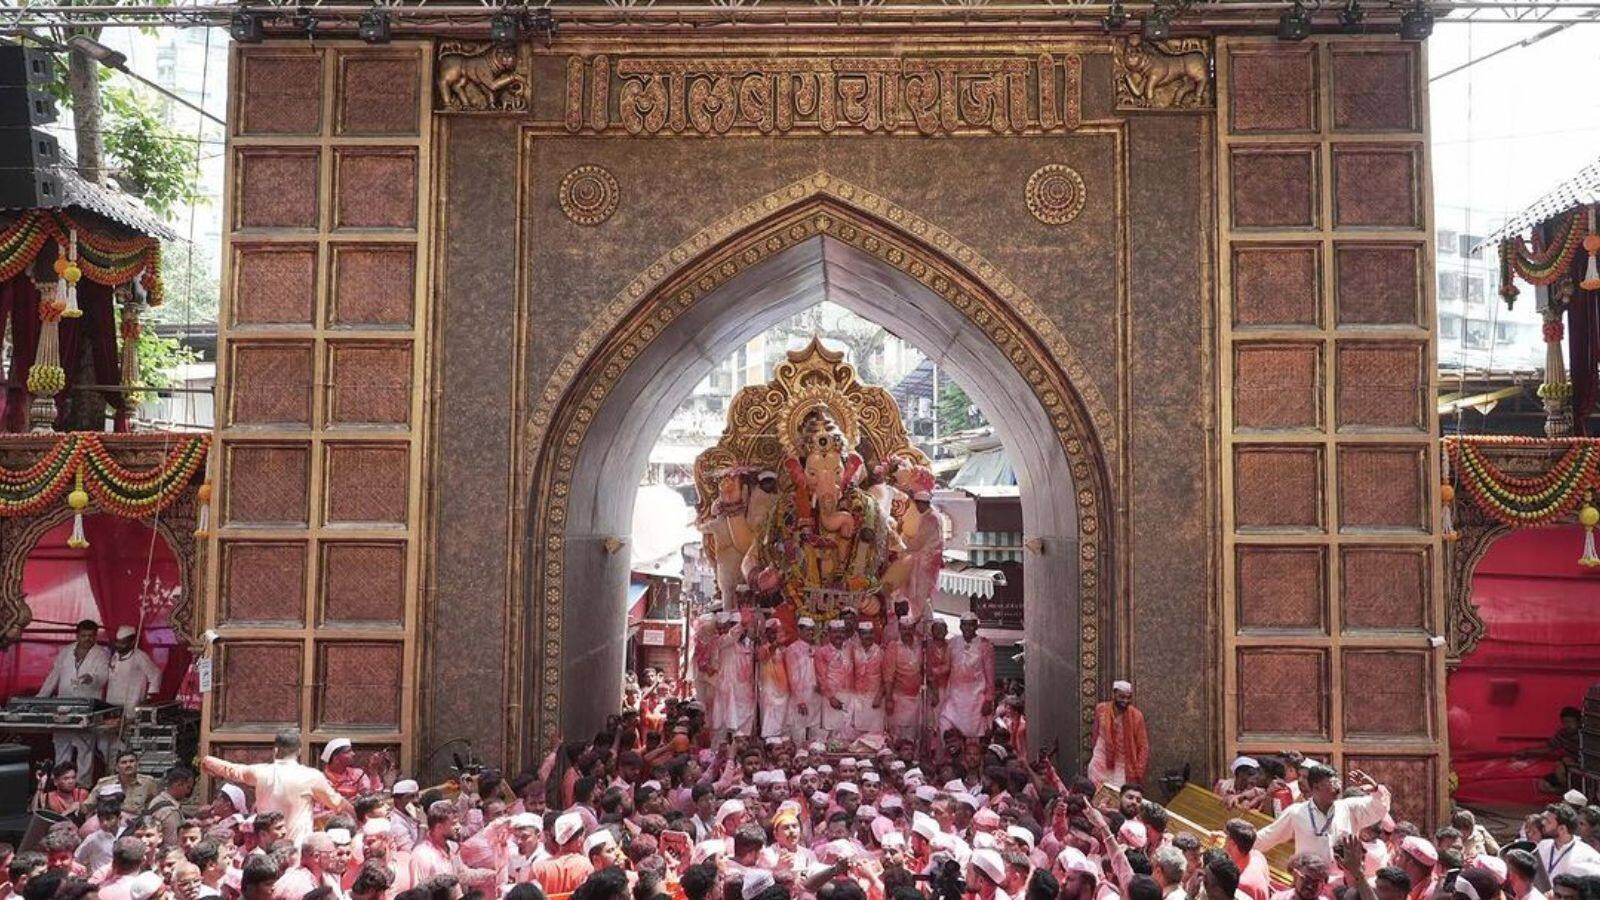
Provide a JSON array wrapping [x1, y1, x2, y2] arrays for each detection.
[[10, 683, 1600, 900]]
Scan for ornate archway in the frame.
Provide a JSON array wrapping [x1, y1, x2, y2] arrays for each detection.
[[0, 495, 201, 646], [519, 172, 1119, 759]]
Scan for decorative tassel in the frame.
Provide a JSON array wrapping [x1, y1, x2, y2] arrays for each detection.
[[1440, 448, 1459, 543], [194, 482, 212, 539], [1581, 501, 1600, 568], [120, 290, 141, 393], [1584, 207, 1600, 291], [27, 280, 65, 397], [61, 229, 82, 319], [67, 471, 89, 550]]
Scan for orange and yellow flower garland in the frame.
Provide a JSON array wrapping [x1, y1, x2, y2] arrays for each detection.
[[0, 433, 207, 520], [0, 211, 163, 306], [1445, 436, 1600, 527]]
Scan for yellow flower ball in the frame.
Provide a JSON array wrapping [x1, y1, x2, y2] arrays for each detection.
[[63, 265, 81, 284], [1582, 505, 1599, 528], [67, 489, 88, 511]]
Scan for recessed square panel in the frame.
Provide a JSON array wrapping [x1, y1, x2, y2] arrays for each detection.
[[1330, 45, 1420, 133], [227, 341, 313, 427], [1236, 545, 1327, 632], [1227, 44, 1318, 134], [1343, 649, 1433, 738], [334, 149, 417, 230], [1336, 341, 1427, 432], [320, 541, 407, 625], [330, 244, 416, 329], [323, 443, 410, 526], [1343, 755, 1436, 827], [1234, 342, 1322, 431], [235, 149, 320, 231], [212, 641, 303, 729], [218, 541, 307, 626], [1338, 444, 1429, 533], [236, 50, 323, 136], [1341, 544, 1431, 632], [315, 642, 403, 729], [1238, 648, 1329, 739], [327, 341, 413, 428], [1333, 145, 1423, 230], [223, 443, 311, 527], [231, 244, 316, 327], [1233, 243, 1321, 329], [1234, 445, 1324, 532], [1335, 243, 1424, 326], [1231, 146, 1319, 230], [336, 50, 423, 136]]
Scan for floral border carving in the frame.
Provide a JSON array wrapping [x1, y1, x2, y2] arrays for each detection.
[[522, 172, 1118, 755]]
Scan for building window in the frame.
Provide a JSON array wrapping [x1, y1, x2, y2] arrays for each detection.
[[1460, 234, 1485, 258], [1440, 314, 1463, 341], [1438, 229, 1460, 256], [1465, 318, 1490, 350], [1440, 271, 1462, 300]]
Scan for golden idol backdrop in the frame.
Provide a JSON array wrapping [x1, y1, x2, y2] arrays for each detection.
[[205, 32, 1445, 823]]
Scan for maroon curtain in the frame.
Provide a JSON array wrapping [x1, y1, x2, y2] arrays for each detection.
[[1568, 245, 1600, 434], [55, 280, 127, 432], [0, 275, 41, 433]]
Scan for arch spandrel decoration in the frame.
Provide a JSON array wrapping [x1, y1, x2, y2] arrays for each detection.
[[691, 337, 929, 523], [522, 171, 1118, 756], [0, 493, 200, 647]]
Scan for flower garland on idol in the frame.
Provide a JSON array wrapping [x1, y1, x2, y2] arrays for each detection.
[[0, 434, 208, 549], [1444, 437, 1600, 567]]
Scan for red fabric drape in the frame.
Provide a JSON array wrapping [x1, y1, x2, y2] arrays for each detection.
[[80, 516, 189, 699], [0, 275, 42, 433], [1449, 524, 1600, 808], [55, 280, 127, 433]]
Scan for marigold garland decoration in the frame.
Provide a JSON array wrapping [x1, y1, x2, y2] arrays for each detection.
[[0, 434, 207, 521], [0, 211, 163, 306], [1498, 206, 1589, 306], [1445, 436, 1600, 527]]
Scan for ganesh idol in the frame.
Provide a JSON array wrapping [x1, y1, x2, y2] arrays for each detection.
[[745, 407, 892, 623]]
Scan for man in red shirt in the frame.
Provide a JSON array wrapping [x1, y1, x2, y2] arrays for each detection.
[[1225, 819, 1273, 900]]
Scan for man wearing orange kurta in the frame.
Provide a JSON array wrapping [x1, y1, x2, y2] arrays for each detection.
[[1087, 680, 1149, 789], [884, 620, 925, 740], [815, 621, 855, 740], [849, 622, 889, 735]]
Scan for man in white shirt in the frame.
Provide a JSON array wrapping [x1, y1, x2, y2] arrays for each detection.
[[1535, 803, 1600, 889], [1253, 766, 1390, 864], [101, 626, 162, 760], [38, 619, 111, 781], [200, 730, 348, 845]]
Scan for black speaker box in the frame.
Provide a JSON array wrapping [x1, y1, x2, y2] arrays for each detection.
[[0, 127, 61, 209], [0, 47, 54, 88]]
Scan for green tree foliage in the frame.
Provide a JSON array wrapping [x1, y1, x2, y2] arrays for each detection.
[[937, 380, 988, 433], [99, 85, 200, 218], [146, 240, 218, 326]]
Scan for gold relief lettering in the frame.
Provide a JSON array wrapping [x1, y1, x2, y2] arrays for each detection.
[[589, 55, 609, 132], [900, 61, 942, 136], [687, 73, 738, 134], [736, 73, 775, 133], [618, 70, 668, 134], [565, 56, 585, 133], [575, 53, 1086, 136], [666, 69, 688, 133], [1038, 53, 1059, 130]]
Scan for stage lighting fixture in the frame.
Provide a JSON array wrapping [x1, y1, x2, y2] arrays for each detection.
[[1101, 0, 1128, 31], [1141, 11, 1170, 39], [1277, 2, 1311, 40], [490, 9, 525, 45], [1338, 0, 1365, 30], [229, 9, 265, 43], [1400, 2, 1433, 39], [359, 6, 392, 43]]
